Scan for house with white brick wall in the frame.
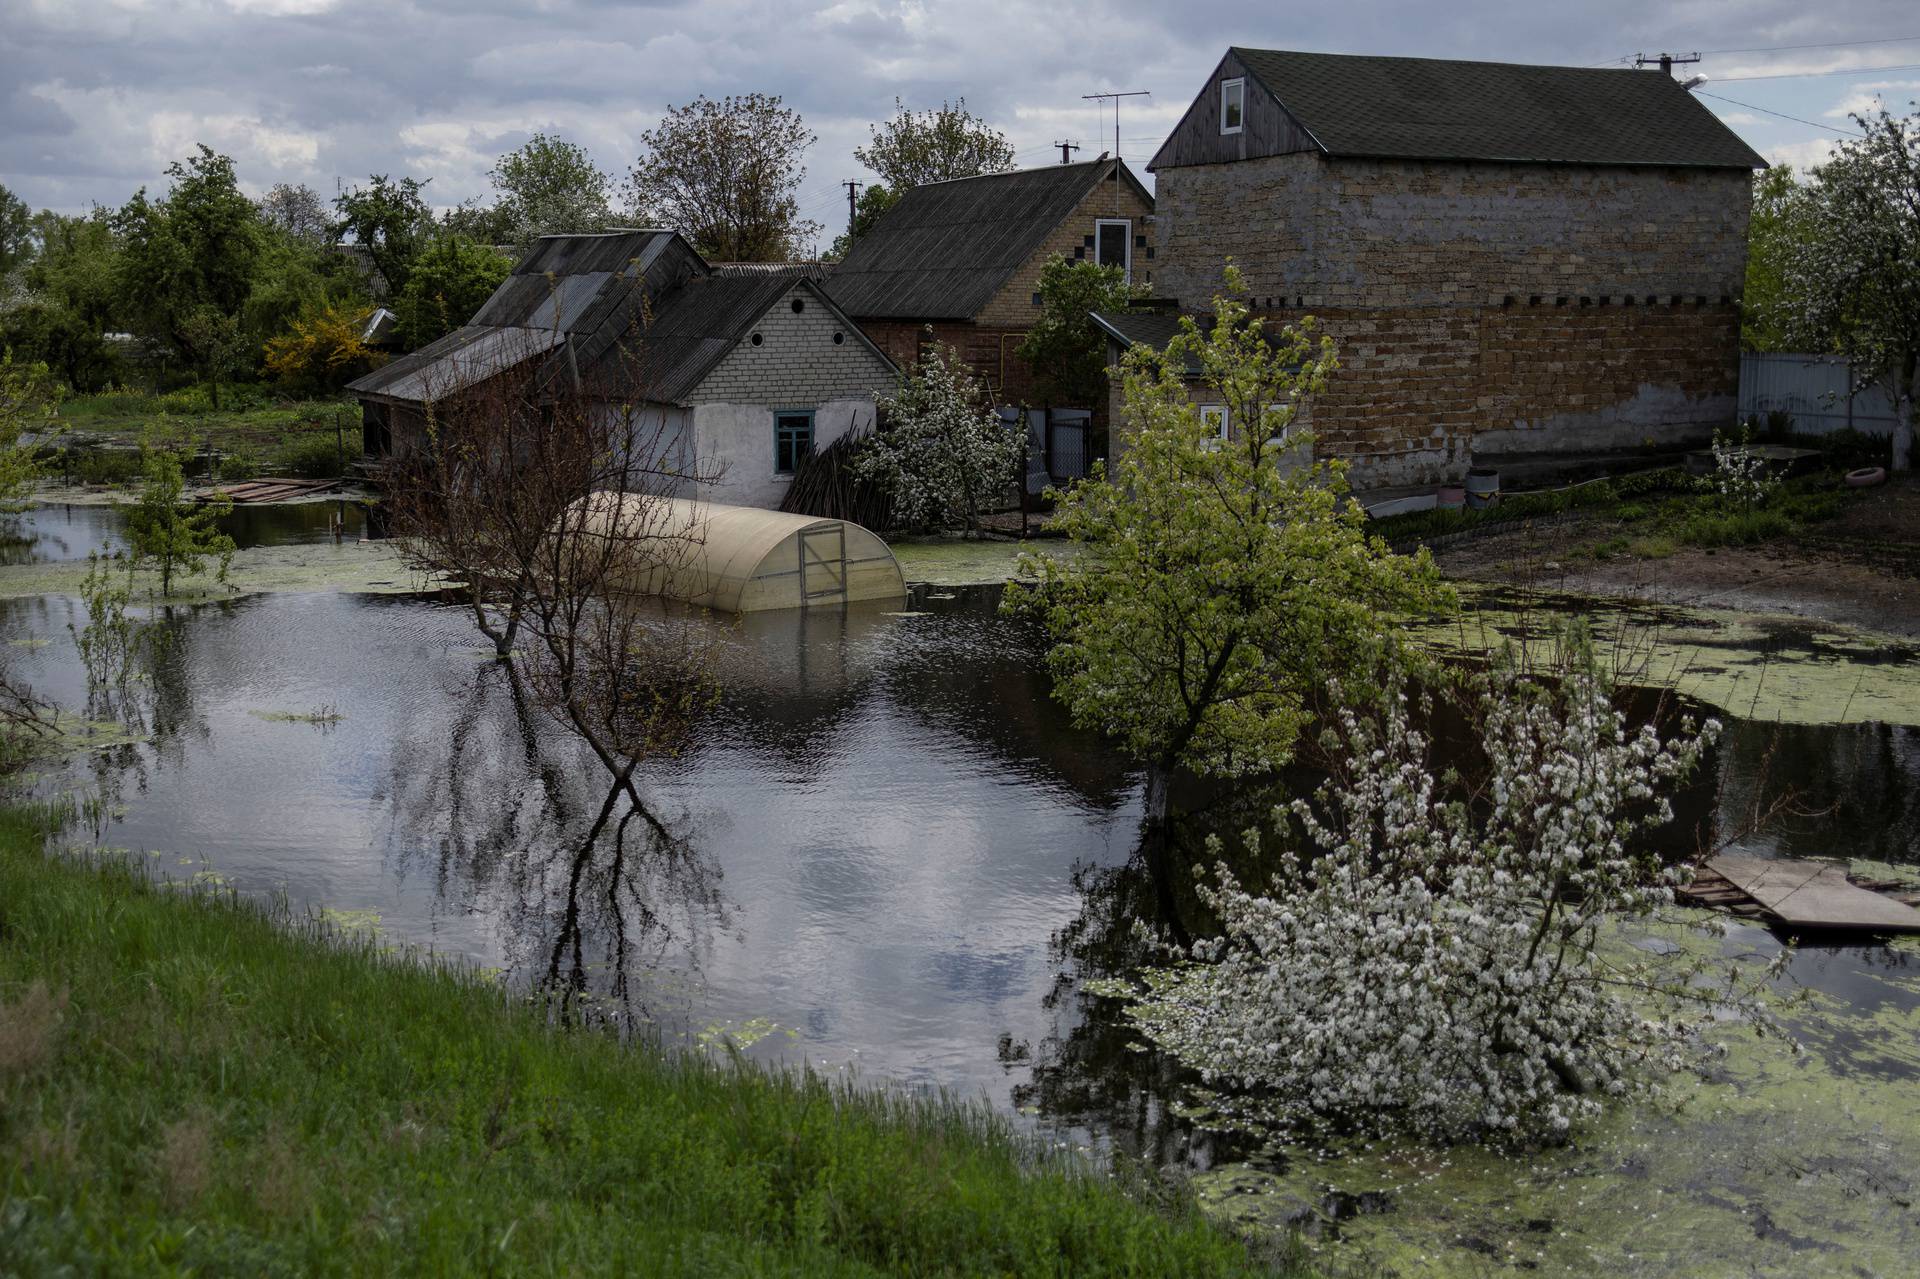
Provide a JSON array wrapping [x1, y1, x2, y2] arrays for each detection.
[[350, 230, 898, 511]]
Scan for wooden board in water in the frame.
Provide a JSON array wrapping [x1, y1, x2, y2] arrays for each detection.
[[1708, 855, 1920, 934]]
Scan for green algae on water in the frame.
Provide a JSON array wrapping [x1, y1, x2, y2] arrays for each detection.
[[1414, 584, 1920, 727]]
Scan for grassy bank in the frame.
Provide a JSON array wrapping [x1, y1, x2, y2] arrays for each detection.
[[0, 804, 1281, 1276], [54, 388, 358, 482]]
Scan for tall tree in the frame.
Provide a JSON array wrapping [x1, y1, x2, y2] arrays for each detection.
[[1771, 106, 1919, 471], [624, 94, 819, 261], [333, 174, 435, 295], [393, 234, 513, 350], [0, 184, 34, 284], [112, 145, 263, 406], [490, 132, 614, 249], [256, 182, 333, 247], [854, 98, 1017, 190], [1017, 255, 1142, 407], [824, 184, 899, 261], [1740, 165, 1811, 354], [1007, 268, 1448, 820], [1, 210, 124, 391]]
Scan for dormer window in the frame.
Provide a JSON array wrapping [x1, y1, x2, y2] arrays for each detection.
[[1220, 78, 1245, 134]]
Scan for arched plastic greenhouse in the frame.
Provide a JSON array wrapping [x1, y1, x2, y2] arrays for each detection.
[[582, 495, 906, 613]]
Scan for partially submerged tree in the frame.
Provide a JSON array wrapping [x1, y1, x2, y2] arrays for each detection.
[[0, 348, 58, 512], [124, 442, 234, 596], [854, 344, 1022, 535], [388, 299, 718, 822], [624, 94, 820, 261], [1114, 646, 1781, 1147], [1017, 255, 1142, 408], [855, 98, 1017, 190], [1770, 105, 1919, 471], [333, 174, 436, 295], [1008, 269, 1448, 819]]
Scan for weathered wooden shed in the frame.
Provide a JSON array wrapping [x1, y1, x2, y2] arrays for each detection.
[[583, 495, 905, 613]]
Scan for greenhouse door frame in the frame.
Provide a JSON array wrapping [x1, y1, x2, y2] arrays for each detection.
[[799, 522, 847, 607]]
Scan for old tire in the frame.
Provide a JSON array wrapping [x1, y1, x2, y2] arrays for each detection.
[[1845, 466, 1887, 488]]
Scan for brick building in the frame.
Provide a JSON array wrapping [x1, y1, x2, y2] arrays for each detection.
[[349, 230, 896, 510], [1099, 48, 1766, 487], [824, 157, 1154, 407]]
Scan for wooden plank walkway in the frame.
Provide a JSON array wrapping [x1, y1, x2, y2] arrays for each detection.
[[205, 478, 341, 504], [1692, 855, 1920, 935]]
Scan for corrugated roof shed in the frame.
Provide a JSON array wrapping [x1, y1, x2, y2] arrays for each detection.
[[824, 159, 1152, 321], [1215, 49, 1766, 169]]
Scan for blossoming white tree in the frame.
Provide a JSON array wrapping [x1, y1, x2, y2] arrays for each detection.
[[1113, 647, 1776, 1146], [854, 343, 1023, 535]]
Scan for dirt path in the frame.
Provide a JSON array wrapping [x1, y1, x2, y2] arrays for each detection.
[[1433, 475, 1920, 639]]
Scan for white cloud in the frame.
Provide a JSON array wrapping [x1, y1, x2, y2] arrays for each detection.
[[1766, 137, 1840, 173], [224, 0, 339, 14]]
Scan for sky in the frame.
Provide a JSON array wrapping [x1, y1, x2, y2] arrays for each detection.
[[3, 0, 1918, 247]]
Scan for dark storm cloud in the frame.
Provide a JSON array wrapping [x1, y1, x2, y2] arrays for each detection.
[[1, 0, 1913, 229]]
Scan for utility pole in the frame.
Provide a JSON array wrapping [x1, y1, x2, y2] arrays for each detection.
[[1054, 140, 1081, 165], [1082, 90, 1149, 212], [1635, 51, 1700, 76], [843, 179, 862, 242]]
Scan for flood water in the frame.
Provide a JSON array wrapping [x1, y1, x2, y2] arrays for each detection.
[[6, 499, 1919, 1271]]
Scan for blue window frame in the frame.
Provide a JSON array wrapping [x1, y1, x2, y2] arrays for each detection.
[[774, 410, 814, 474]]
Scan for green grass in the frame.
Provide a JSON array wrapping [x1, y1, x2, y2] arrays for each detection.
[[54, 389, 359, 482], [0, 804, 1286, 1277]]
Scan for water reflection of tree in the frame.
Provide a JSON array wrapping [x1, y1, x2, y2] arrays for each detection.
[[1717, 720, 1919, 864], [386, 653, 725, 1026]]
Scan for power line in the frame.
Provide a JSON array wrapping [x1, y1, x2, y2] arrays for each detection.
[[1697, 34, 1920, 57], [1716, 60, 1920, 82], [1696, 90, 1864, 135]]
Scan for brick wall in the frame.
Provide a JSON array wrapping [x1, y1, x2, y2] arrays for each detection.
[[975, 174, 1158, 327], [1147, 153, 1752, 483], [687, 283, 896, 405]]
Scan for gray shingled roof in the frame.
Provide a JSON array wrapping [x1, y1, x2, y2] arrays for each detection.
[[1091, 310, 1215, 375], [349, 230, 890, 407], [1230, 48, 1766, 169], [824, 159, 1152, 321]]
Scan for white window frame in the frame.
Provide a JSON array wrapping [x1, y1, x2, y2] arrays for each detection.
[[1093, 218, 1132, 282], [1200, 404, 1230, 441], [1220, 78, 1245, 135]]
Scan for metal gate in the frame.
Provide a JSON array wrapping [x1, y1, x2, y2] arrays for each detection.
[[799, 522, 846, 606]]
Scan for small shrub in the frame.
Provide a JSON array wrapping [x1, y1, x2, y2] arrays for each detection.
[[68, 449, 143, 486], [217, 450, 259, 483], [276, 433, 346, 479], [154, 385, 215, 415], [1680, 507, 1794, 547]]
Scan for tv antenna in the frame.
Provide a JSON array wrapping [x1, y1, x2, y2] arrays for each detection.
[[1635, 51, 1700, 76], [1083, 90, 1149, 211]]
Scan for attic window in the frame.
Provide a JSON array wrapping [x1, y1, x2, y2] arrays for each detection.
[[751, 332, 764, 346], [1220, 78, 1245, 135], [791, 298, 805, 314]]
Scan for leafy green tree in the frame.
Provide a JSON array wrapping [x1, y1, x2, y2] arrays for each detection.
[[243, 226, 370, 355], [624, 94, 819, 261], [1017, 255, 1142, 407], [394, 234, 512, 350], [256, 182, 333, 247], [1768, 106, 1919, 471], [123, 442, 234, 596], [489, 132, 613, 250], [854, 344, 1023, 535], [2, 210, 124, 391], [333, 174, 435, 295], [112, 145, 264, 407], [1741, 166, 1813, 353], [854, 98, 1017, 190], [0, 184, 33, 283], [0, 349, 58, 511], [1007, 269, 1449, 820], [825, 184, 899, 261]]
